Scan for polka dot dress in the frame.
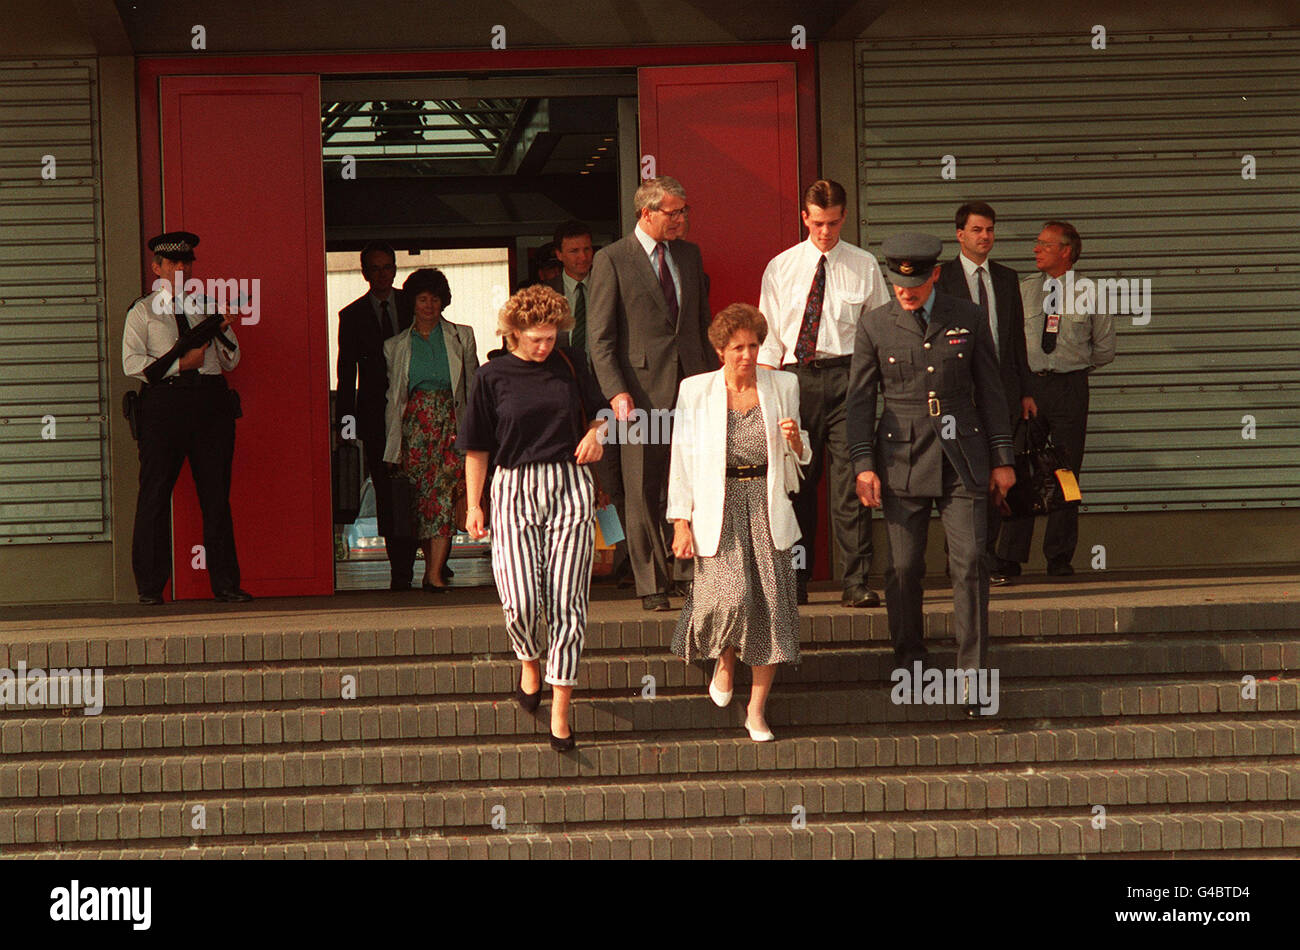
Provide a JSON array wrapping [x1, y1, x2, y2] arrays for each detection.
[[671, 405, 800, 666]]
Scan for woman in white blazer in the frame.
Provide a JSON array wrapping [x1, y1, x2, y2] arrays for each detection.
[[383, 268, 478, 591], [667, 303, 811, 741]]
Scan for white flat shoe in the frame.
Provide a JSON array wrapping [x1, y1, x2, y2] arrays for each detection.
[[708, 659, 732, 707], [744, 716, 774, 742]]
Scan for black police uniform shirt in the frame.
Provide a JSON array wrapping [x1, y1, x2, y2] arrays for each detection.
[[457, 347, 606, 468]]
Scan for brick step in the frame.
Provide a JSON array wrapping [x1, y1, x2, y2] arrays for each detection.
[[14, 808, 1300, 859], [2, 719, 1296, 800], [3, 676, 1297, 755], [6, 636, 1294, 716], [1, 760, 1296, 847], [6, 598, 1294, 671]]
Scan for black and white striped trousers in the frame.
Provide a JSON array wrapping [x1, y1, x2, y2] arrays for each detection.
[[490, 461, 596, 686]]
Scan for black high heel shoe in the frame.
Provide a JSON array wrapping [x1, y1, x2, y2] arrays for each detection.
[[516, 687, 542, 713], [549, 730, 576, 752]]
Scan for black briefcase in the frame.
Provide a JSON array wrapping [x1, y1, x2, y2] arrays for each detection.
[[1002, 417, 1082, 519], [384, 469, 418, 540], [332, 441, 361, 525]]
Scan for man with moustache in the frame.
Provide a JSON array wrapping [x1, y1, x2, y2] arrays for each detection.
[[847, 234, 1016, 713], [336, 241, 417, 590]]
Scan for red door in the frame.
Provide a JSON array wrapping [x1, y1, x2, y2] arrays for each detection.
[[159, 75, 332, 598], [637, 64, 802, 315]]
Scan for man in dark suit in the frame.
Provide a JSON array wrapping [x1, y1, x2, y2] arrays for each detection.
[[936, 202, 1036, 585], [547, 219, 628, 584], [847, 234, 1016, 712], [589, 176, 715, 611], [336, 241, 417, 590]]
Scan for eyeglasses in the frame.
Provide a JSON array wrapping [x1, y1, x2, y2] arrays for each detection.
[[656, 205, 690, 220], [1033, 241, 1067, 249]]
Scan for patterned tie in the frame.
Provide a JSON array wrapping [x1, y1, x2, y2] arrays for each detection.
[[571, 282, 586, 352], [656, 243, 679, 325], [975, 266, 989, 312], [793, 255, 827, 364]]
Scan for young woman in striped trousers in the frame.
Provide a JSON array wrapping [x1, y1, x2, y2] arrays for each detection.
[[459, 285, 607, 751]]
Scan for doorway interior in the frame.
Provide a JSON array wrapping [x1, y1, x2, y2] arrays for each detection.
[[322, 72, 637, 590]]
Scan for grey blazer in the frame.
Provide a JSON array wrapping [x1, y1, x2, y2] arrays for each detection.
[[587, 231, 714, 409], [382, 320, 478, 464]]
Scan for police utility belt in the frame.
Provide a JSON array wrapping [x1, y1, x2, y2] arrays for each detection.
[[122, 371, 242, 442]]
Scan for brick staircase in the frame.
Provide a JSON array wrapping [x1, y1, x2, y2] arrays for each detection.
[[2, 596, 1298, 859]]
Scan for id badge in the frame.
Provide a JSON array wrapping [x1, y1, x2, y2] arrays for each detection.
[[1045, 313, 1061, 335]]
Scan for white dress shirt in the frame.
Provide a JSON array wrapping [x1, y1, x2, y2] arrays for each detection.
[[122, 288, 240, 382], [757, 237, 889, 367], [633, 222, 681, 303], [959, 252, 998, 351]]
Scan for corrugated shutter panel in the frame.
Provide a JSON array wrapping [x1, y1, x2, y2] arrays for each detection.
[[856, 29, 1300, 512], [0, 59, 109, 542]]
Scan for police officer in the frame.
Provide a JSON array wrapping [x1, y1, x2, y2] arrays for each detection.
[[122, 231, 252, 604], [846, 234, 1015, 711]]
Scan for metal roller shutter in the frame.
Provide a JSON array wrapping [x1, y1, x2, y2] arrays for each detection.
[[0, 59, 109, 542], [856, 29, 1300, 512]]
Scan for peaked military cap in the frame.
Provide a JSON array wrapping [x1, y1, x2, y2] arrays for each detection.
[[882, 233, 943, 287]]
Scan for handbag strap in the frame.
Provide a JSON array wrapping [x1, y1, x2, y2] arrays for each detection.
[[553, 348, 604, 494]]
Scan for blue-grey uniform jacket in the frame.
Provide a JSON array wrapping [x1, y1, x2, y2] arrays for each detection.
[[847, 291, 1015, 497]]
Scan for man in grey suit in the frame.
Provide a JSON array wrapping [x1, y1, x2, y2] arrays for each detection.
[[848, 234, 1016, 712], [936, 201, 1036, 585], [588, 177, 715, 611]]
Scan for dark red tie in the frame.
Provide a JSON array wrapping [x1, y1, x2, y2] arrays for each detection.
[[656, 243, 679, 325], [794, 255, 827, 364]]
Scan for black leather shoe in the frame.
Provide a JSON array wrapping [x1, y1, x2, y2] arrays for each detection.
[[440, 563, 455, 580], [990, 572, 1010, 586], [421, 581, 446, 593], [994, 558, 1022, 577], [642, 593, 671, 611], [549, 730, 577, 752], [840, 585, 881, 608], [213, 589, 253, 603], [390, 580, 413, 591], [1046, 560, 1075, 577], [138, 594, 164, 606]]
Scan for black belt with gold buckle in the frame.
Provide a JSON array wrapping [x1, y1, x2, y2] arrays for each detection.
[[726, 464, 767, 480]]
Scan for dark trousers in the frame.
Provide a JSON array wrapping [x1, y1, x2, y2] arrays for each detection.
[[361, 434, 417, 587], [790, 362, 873, 590], [620, 435, 676, 597], [883, 456, 989, 671], [998, 370, 1089, 567], [132, 380, 240, 597]]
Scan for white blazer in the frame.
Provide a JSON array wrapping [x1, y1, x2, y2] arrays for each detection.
[[383, 320, 478, 464], [667, 368, 811, 558]]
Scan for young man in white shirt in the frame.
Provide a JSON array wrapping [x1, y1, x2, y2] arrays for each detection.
[[758, 180, 890, 607]]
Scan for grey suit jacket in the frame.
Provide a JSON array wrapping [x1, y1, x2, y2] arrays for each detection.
[[382, 320, 478, 464], [847, 291, 1014, 496], [587, 231, 714, 409]]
